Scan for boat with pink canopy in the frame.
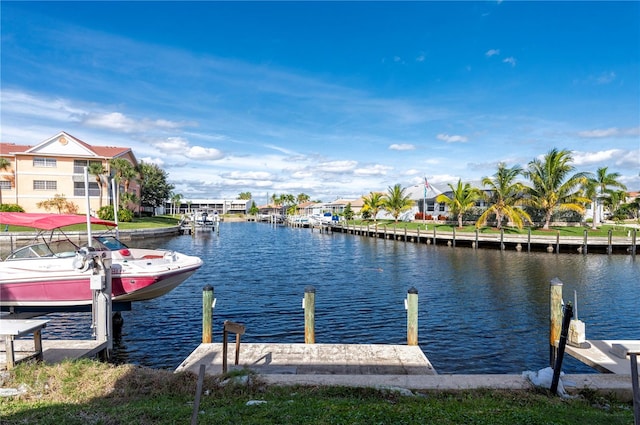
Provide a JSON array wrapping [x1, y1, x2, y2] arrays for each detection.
[[0, 212, 202, 310]]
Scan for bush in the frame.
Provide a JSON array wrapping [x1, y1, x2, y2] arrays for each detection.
[[0, 203, 25, 212], [97, 206, 134, 222]]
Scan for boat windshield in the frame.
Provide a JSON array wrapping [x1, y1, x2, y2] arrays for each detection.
[[5, 239, 78, 260], [93, 236, 129, 251]]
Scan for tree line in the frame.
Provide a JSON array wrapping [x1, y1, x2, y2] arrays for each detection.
[[362, 148, 634, 229]]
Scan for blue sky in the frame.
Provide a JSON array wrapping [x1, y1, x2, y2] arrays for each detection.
[[2, 1, 639, 202]]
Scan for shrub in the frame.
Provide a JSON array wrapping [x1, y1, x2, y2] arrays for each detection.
[[0, 203, 25, 212], [97, 206, 134, 222]]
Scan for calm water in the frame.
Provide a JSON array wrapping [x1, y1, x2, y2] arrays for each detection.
[[42, 222, 639, 374]]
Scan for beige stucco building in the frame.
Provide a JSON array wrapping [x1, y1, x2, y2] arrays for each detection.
[[0, 131, 138, 214]]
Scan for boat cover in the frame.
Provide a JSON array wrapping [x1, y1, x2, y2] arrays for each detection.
[[0, 212, 116, 230]]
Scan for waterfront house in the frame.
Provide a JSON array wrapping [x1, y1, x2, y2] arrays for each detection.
[[0, 131, 138, 214]]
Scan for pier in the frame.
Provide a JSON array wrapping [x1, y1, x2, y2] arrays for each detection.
[[332, 223, 637, 254], [176, 343, 436, 375]]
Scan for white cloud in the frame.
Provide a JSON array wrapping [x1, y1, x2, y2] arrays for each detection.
[[140, 157, 165, 167], [185, 145, 224, 160], [416, 53, 426, 62], [502, 57, 517, 67], [572, 149, 625, 166], [437, 133, 468, 143], [354, 164, 392, 176], [577, 128, 619, 138], [222, 170, 273, 180], [485, 49, 500, 57], [389, 143, 416, 151], [316, 160, 357, 173], [596, 71, 616, 85]]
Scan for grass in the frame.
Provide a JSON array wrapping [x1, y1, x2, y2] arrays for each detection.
[[0, 360, 634, 425]]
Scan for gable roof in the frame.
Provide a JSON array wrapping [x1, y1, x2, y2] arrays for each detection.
[[3, 131, 134, 163]]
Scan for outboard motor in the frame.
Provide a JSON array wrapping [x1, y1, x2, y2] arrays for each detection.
[[73, 246, 96, 272]]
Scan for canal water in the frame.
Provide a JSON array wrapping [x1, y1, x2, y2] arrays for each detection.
[[43, 222, 639, 374]]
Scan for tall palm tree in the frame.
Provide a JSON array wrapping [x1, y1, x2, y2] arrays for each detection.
[[0, 157, 11, 205], [522, 148, 590, 230], [296, 193, 310, 204], [361, 191, 385, 223], [170, 192, 183, 216], [87, 162, 106, 209], [110, 158, 139, 209], [476, 163, 532, 230], [586, 166, 627, 228], [383, 184, 414, 223], [436, 179, 480, 228]]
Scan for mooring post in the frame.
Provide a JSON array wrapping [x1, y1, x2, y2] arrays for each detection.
[[433, 226, 437, 245], [632, 228, 637, 257], [583, 229, 588, 255], [500, 228, 504, 251], [556, 231, 560, 254], [475, 228, 479, 249], [551, 303, 573, 395], [406, 287, 419, 346], [608, 229, 613, 255], [452, 226, 456, 247], [549, 278, 563, 367], [202, 285, 214, 343], [527, 227, 531, 252], [304, 286, 316, 344]]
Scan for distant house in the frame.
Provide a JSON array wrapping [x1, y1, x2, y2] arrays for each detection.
[[0, 131, 138, 214], [166, 198, 251, 215]]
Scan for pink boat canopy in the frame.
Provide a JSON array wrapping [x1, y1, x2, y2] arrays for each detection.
[[0, 212, 116, 230]]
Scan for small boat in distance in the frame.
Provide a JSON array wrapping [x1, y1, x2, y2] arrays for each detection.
[[0, 212, 203, 310]]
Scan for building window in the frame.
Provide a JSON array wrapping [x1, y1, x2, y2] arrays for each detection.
[[33, 157, 57, 168], [0, 181, 11, 190], [74, 160, 102, 174], [74, 182, 100, 197], [33, 180, 57, 190]]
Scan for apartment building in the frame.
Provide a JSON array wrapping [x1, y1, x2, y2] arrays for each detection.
[[0, 131, 138, 214]]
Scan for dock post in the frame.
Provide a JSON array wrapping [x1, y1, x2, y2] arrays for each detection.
[[556, 231, 560, 254], [202, 285, 214, 343], [549, 278, 563, 367], [583, 229, 588, 255], [433, 227, 437, 245], [632, 228, 637, 257], [475, 228, 479, 249], [551, 303, 573, 395], [304, 286, 316, 344], [500, 228, 504, 251], [406, 287, 419, 346], [452, 226, 456, 247], [527, 228, 531, 252], [93, 251, 113, 359], [608, 229, 613, 255]]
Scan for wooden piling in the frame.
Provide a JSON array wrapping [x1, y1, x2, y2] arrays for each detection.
[[632, 228, 637, 256], [549, 278, 563, 367], [583, 229, 588, 255], [556, 231, 560, 254], [475, 229, 479, 249], [202, 285, 214, 343], [304, 286, 316, 344], [608, 229, 613, 255], [452, 227, 456, 247], [500, 228, 504, 251], [527, 228, 531, 252], [407, 287, 419, 346]]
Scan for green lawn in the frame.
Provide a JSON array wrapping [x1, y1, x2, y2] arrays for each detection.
[[0, 360, 633, 425]]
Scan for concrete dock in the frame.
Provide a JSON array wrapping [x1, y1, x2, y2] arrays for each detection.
[[565, 340, 640, 374], [1, 339, 106, 369], [176, 343, 436, 376]]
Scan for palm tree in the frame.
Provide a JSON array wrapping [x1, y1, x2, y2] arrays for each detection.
[[522, 148, 590, 230], [586, 167, 627, 228], [170, 192, 183, 216], [383, 184, 414, 223], [88, 162, 106, 209], [476, 163, 532, 230], [361, 192, 385, 223], [436, 179, 480, 228], [296, 193, 310, 204], [0, 157, 11, 205]]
